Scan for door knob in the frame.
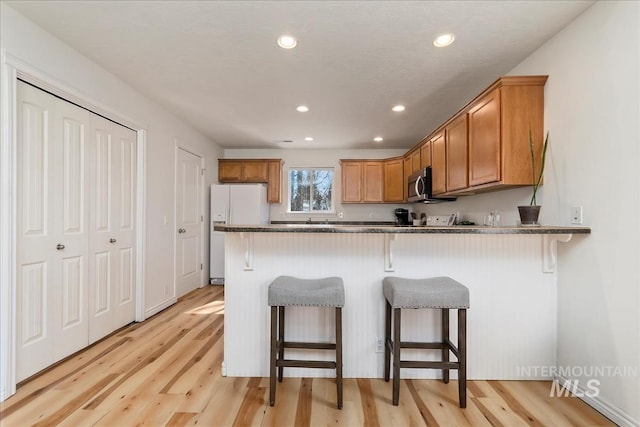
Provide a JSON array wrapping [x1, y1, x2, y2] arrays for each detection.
[[178, 228, 186, 234], [109, 238, 117, 243], [56, 244, 65, 250]]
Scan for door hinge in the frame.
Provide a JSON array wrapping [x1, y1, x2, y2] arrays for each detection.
[[200, 263, 203, 270], [201, 169, 205, 176], [201, 215, 204, 222]]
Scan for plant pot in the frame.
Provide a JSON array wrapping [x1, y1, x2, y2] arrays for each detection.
[[518, 205, 541, 225]]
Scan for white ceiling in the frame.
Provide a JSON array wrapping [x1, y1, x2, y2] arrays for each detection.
[[7, 0, 594, 150]]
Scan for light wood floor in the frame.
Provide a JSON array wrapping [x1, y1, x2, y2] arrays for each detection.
[[0, 286, 615, 426]]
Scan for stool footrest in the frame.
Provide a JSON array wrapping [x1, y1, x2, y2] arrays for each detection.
[[387, 340, 458, 352], [400, 360, 460, 370], [278, 359, 337, 369], [400, 342, 446, 350], [280, 341, 336, 350]]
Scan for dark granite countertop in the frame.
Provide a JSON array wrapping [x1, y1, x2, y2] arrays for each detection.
[[214, 223, 591, 235]]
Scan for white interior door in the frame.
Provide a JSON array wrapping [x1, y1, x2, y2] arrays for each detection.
[[175, 147, 202, 297], [88, 119, 136, 343], [16, 81, 137, 380], [16, 82, 90, 381]]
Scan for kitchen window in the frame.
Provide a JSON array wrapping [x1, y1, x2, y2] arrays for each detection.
[[288, 168, 334, 213]]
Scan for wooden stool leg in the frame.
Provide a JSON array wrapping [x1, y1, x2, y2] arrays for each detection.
[[277, 306, 285, 382], [442, 308, 450, 384], [392, 307, 401, 406], [458, 309, 467, 408], [336, 307, 343, 409], [269, 306, 277, 406], [384, 300, 392, 382]]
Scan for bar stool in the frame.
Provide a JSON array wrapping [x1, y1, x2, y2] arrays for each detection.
[[268, 276, 345, 409], [383, 276, 469, 408]]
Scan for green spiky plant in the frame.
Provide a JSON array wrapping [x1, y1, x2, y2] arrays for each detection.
[[528, 130, 549, 206]]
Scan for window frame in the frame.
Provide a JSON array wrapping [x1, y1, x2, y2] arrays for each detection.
[[286, 167, 335, 214]]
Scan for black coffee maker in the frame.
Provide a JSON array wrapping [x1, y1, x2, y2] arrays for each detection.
[[394, 208, 410, 226]]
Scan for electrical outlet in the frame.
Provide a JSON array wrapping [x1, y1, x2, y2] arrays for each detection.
[[376, 338, 384, 353], [571, 206, 583, 224], [338, 211, 344, 218]]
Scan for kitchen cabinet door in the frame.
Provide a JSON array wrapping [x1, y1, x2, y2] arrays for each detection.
[[218, 160, 243, 182], [383, 157, 404, 202], [363, 161, 383, 202], [431, 132, 446, 195], [403, 156, 412, 201], [242, 161, 269, 182], [420, 140, 432, 168], [341, 161, 363, 202], [267, 160, 282, 203], [446, 114, 468, 192], [468, 89, 501, 186]]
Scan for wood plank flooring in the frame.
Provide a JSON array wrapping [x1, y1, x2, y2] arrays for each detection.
[[0, 286, 615, 426]]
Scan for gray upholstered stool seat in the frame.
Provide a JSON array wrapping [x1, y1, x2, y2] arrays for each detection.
[[383, 276, 469, 309], [268, 276, 345, 307], [383, 276, 469, 408], [269, 276, 344, 409]]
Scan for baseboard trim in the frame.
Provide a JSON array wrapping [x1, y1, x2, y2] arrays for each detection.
[[555, 375, 638, 427], [144, 298, 177, 319]]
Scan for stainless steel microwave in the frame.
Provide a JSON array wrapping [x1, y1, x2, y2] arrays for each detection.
[[407, 167, 456, 203]]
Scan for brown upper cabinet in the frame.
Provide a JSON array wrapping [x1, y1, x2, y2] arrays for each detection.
[[412, 75, 548, 196], [340, 159, 403, 203], [420, 140, 432, 169], [341, 160, 383, 203], [363, 161, 384, 202], [266, 160, 282, 203], [341, 161, 363, 202], [430, 132, 446, 195], [466, 76, 547, 190], [445, 114, 468, 192], [218, 159, 282, 203], [383, 157, 404, 203], [220, 76, 547, 206]]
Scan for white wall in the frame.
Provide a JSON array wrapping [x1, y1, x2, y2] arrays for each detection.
[[398, 3, 640, 423], [224, 148, 408, 222], [511, 1, 639, 424], [0, 2, 223, 313]]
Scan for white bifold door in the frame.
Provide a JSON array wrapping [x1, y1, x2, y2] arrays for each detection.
[[16, 81, 136, 381]]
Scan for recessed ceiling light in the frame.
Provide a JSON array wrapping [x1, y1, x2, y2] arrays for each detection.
[[373, 137, 384, 142], [433, 33, 455, 47], [296, 105, 309, 112], [392, 105, 406, 112], [304, 137, 314, 141], [277, 35, 297, 49]]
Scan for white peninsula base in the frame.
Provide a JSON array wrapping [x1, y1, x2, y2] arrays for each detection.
[[221, 230, 577, 380]]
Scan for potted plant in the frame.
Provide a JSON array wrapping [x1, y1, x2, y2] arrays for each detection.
[[518, 130, 549, 225]]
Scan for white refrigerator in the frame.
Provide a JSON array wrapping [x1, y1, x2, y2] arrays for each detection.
[[210, 184, 269, 284]]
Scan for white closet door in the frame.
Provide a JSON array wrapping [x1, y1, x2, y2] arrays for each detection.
[[88, 120, 136, 342], [17, 81, 137, 379], [16, 82, 91, 381]]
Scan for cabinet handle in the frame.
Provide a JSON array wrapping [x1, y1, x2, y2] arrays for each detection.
[[178, 228, 186, 234], [56, 244, 65, 250], [109, 238, 117, 243]]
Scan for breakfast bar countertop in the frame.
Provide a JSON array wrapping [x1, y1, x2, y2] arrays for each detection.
[[214, 223, 591, 235]]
